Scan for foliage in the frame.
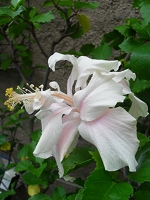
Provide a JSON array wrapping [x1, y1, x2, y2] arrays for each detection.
[[0, 0, 150, 199]]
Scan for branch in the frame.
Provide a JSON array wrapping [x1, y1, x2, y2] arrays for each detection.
[[30, 24, 49, 59]]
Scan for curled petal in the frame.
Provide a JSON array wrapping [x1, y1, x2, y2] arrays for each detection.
[[78, 107, 139, 172], [33, 103, 73, 158], [74, 73, 125, 121], [48, 52, 77, 71], [129, 93, 149, 119]]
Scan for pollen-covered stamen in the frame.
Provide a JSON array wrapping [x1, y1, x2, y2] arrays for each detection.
[[52, 92, 74, 107], [4, 85, 42, 111]]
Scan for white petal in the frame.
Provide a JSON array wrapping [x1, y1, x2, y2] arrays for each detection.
[[58, 112, 80, 161], [72, 57, 121, 92], [48, 52, 77, 71], [33, 104, 73, 158], [23, 100, 34, 114], [102, 69, 136, 83], [33, 89, 55, 111], [78, 107, 139, 172], [74, 72, 125, 121], [129, 93, 148, 119], [52, 145, 64, 178]]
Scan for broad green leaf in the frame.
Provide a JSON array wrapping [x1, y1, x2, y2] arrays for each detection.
[[82, 168, 133, 200], [11, 0, 23, 8], [0, 16, 11, 25], [31, 130, 42, 141], [15, 160, 33, 172], [101, 30, 124, 49], [119, 37, 143, 53], [74, 2, 99, 9], [66, 194, 77, 200], [89, 150, 104, 169], [17, 141, 36, 161], [140, 2, 150, 27], [58, 0, 72, 7], [22, 172, 44, 185], [92, 43, 112, 59], [30, 11, 54, 23], [28, 193, 51, 200], [132, 0, 142, 8], [28, 163, 47, 178], [137, 132, 149, 148], [68, 23, 84, 39], [8, 21, 28, 39], [0, 189, 16, 200], [130, 42, 150, 80], [132, 21, 150, 39], [115, 25, 134, 37], [1, 59, 11, 70], [75, 189, 84, 200], [0, 134, 7, 145], [29, 8, 37, 18], [128, 141, 150, 182], [52, 186, 66, 200], [138, 181, 150, 191], [133, 191, 150, 200], [62, 147, 94, 175], [77, 14, 90, 33], [80, 43, 95, 56], [130, 78, 150, 93]]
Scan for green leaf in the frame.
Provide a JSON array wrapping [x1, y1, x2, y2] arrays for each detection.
[[130, 42, 150, 80], [119, 37, 143, 53], [15, 160, 33, 172], [133, 190, 150, 200], [0, 189, 16, 200], [128, 141, 150, 183], [115, 25, 134, 37], [69, 23, 84, 39], [28, 193, 51, 200], [17, 141, 36, 161], [52, 186, 66, 200], [89, 150, 104, 169], [75, 189, 84, 200], [31, 130, 42, 141], [77, 14, 90, 33], [62, 147, 94, 175], [132, 21, 150, 39], [66, 194, 77, 200], [28, 163, 47, 178], [8, 22, 28, 39], [137, 132, 149, 148], [101, 30, 124, 49], [82, 168, 133, 200], [80, 43, 95, 56], [29, 8, 37, 18], [22, 172, 44, 185], [92, 43, 112, 59], [74, 2, 99, 9], [130, 78, 150, 93], [30, 11, 54, 23], [0, 134, 7, 145], [140, 2, 150, 27], [1, 59, 11, 70], [11, 0, 23, 8]]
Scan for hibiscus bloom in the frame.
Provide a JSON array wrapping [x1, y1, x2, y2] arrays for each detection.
[[4, 53, 148, 179], [33, 70, 141, 178]]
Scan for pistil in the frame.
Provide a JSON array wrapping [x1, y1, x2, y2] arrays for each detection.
[[52, 92, 74, 107]]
